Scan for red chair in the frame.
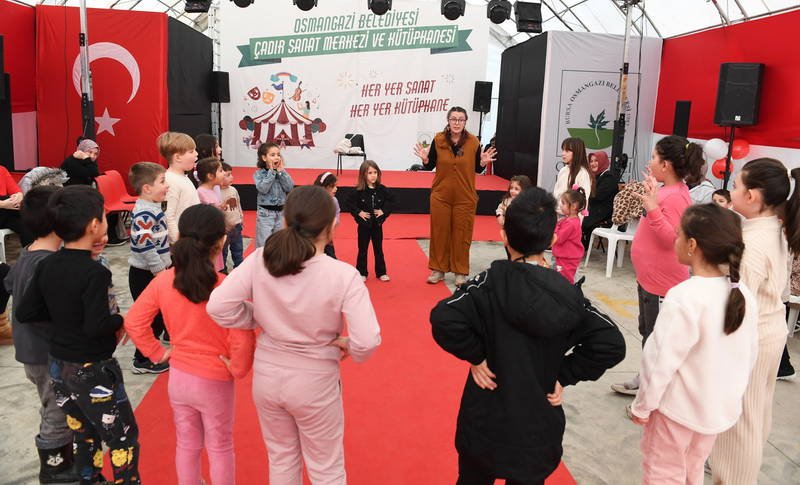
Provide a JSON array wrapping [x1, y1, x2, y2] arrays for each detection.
[[96, 170, 136, 213]]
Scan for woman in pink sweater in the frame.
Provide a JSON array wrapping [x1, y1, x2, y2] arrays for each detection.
[[125, 204, 255, 485], [207, 185, 381, 485], [612, 136, 703, 396]]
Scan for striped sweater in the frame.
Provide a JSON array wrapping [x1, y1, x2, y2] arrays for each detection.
[[128, 198, 171, 273]]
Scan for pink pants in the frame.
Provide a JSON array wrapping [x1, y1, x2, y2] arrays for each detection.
[[168, 366, 235, 485], [556, 257, 580, 283], [641, 411, 717, 485], [252, 362, 344, 485]]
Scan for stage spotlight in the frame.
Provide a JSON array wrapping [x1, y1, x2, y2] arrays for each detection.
[[185, 0, 211, 13], [487, 0, 511, 24], [232, 0, 253, 7], [515, 1, 543, 33], [368, 0, 392, 15], [293, 0, 317, 11], [441, 0, 465, 21]]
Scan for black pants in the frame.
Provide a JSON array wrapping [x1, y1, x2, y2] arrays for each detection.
[[457, 454, 543, 485], [0, 263, 10, 310], [356, 224, 386, 277], [128, 266, 166, 362], [637, 284, 663, 347], [0, 208, 34, 246], [50, 357, 140, 484]]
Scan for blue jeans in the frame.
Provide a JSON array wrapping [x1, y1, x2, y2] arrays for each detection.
[[255, 208, 283, 248], [223, 223, 244, 270]]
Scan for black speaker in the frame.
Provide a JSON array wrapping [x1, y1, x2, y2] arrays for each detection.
[[515, 2, 542, 33], [673, 100, 691, 138], [714, 63, 764, 126], [210, 71, 230, 103], [473, 81, 492, 113]]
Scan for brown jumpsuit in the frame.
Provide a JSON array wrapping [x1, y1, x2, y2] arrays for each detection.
[[428, 132, 481, 275]]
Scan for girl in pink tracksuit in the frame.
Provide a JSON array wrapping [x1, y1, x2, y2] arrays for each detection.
[[207, 185, 381, 485], [553, 186, 586, 283], [125, 204, 256, 485]]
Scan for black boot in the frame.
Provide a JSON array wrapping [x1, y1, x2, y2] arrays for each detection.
[[38, 443, 79, 483]]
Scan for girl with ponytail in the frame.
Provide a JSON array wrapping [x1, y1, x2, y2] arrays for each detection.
[[630, 204, 759, 484], [612, 135, 700, 396], [710, 159, 800, 484], [125, 204, 255, 485], [207, 185, 381, 483]]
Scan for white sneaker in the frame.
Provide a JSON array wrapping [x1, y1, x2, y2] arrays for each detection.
[[379, 275, 390, 282], [427, 270, 444, 284], [611, 375, 640, 396]]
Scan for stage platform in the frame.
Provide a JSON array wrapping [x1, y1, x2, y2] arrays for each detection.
[[232, 167, 508, 215]]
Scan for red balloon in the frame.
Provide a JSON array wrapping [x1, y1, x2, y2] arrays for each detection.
[[731, 139, 750, 159], [712, 158, 731, 179]]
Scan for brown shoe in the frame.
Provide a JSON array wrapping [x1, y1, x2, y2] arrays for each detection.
[[0, 310, 12, 345], [427, 270, 444, 284]]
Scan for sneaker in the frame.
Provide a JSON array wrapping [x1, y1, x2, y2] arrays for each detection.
[[777, 367, 796, 381], [131, 358, 169, 375], [625, 403, 634, 419], [379, 274, 390, 282], [105, 239, 128, 247], [427, 270, 444, 284], [454, 273, 468, 287], [611, 375, 639, 396]]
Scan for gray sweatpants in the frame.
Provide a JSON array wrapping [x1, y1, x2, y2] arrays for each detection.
[[24, 363, 72, 449]]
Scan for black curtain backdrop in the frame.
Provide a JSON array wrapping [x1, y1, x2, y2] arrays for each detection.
[[0, 36, 14, 171], [495, 33, 548, 184], [167, 18, 212, 137]]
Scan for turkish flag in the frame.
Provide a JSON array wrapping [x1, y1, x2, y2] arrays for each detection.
[[36, 6, 168, 177]]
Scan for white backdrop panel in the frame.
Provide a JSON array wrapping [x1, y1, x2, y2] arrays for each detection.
[[219, 0, 488, 170]]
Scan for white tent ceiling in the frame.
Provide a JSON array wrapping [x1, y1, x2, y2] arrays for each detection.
[[10, 0, 800, 43]]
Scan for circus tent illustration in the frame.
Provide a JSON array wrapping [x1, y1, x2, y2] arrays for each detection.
[[251, 99, 314, 148]]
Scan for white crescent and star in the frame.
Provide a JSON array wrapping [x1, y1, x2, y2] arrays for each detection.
[[71, 42, 141, 136]]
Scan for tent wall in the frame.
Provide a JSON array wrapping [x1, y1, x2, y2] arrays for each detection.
[[654, 9, 800, 152], [167, 17, 212, 138]]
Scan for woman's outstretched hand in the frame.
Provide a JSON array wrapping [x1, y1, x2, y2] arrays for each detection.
[[413, 143, 431, 164], [480, 146, 497, 168]]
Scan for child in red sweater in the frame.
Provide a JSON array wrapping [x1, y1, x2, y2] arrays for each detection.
[[553, 187, 586, 283], [125, 204, 255, 485]]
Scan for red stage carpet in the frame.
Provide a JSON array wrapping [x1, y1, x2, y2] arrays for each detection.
[[232, 167, 510, 192], [241, 212, 504, 242], [131, 240, 575, 484]]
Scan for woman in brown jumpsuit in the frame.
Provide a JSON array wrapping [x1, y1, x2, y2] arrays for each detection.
[[414, 107, 496, 286]]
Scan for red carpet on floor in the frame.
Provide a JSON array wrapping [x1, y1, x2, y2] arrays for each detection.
[[241, 212, 503, 242], [231, 167, 510, 192], [131, 240, 576, 484]]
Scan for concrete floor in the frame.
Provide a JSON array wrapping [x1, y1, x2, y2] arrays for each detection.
[[0, 237, 798, 484]]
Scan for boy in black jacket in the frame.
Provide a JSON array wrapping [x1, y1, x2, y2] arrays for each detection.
[[17, 186, 141, 485], [430, 187, 625, 485]]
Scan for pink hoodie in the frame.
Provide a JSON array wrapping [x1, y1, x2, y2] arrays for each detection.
[[630, 183, 691, 296], [207, 250, 381, 371]]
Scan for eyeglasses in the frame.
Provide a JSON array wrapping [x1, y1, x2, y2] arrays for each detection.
[[448, 118, 467, 124]]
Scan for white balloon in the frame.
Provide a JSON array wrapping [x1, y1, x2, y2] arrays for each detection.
[[703, 138, 728, 161]]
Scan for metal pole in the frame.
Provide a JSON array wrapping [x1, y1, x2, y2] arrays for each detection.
[[723, 125, 735, 190], [78, 0, 95, 139], [610, 0, 636, 180]]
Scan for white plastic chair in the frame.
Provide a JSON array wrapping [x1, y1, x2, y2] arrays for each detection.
[[584, 219, 639, 278], [788, 294, 799, 337], [0, 228, 16, 263]]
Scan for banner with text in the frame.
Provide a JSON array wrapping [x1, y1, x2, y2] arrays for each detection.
[[220, 0, 488, 170]]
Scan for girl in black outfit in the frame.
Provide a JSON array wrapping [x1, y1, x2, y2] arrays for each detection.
[[348, 160, 394, 281]]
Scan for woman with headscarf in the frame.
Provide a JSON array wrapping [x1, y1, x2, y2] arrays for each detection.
[[60, 138, 100, 187], [581, 151, 619, 249]]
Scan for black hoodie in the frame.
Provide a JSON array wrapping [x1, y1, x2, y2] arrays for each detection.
[[430, 260, 625, 482]]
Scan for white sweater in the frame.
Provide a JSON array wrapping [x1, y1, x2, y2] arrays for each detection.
[[164, 170, 200, 243], [630, 276, 759, 434], [553, 165, 592, 214]]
